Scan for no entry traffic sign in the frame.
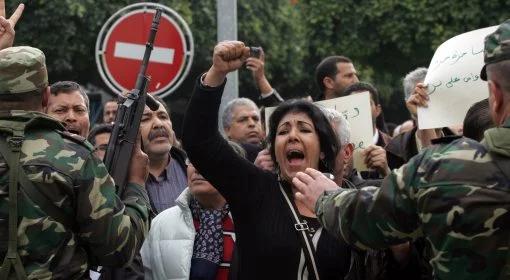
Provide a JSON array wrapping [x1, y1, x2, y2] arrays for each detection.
[[96, 3, 194, 97]]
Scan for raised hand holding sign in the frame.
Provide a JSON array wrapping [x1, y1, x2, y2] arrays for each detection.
[[418, 25, 498, 129]]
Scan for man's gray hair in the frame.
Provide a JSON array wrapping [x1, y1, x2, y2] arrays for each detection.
[[321, 107, 351, 146], [221, 97, 259, 129], [403, 67, 427, 101]]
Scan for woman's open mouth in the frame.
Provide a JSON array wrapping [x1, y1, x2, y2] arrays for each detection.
[[286, 149, 305, 167]]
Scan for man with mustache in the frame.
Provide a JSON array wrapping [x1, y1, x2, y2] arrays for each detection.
[[140, 96, 187, 213], [45, 80, 90, 138]]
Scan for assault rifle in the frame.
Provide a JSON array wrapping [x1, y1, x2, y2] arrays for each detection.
[[103, 9, 162, 195]]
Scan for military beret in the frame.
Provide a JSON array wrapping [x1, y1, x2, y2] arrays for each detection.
[[0, 46, 48, 95], [481, 19, 510, 81]]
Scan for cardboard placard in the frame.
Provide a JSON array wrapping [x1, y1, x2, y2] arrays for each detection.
[[418, 26, 498, 129]]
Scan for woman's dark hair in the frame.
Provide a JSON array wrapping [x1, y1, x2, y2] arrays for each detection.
[[267, 99, 340, 174]]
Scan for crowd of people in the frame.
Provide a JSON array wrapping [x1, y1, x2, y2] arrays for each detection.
[[0, 3, 509, 280]]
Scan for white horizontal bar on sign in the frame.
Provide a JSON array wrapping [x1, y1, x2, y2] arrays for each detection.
[[114, 42, 175, 64]]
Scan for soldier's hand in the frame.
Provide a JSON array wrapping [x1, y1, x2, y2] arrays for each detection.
[[362, 145, 390, 177], [0, 4, 24, 50], [204, 41, 250, 87], [293, 168, 339, 213], [246, 49, 266, 81], [128, 136, 149, 187], [406, 82, 429, 119], [254, 148, 274, 172]]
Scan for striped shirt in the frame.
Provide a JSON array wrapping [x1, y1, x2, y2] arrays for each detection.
[[146, 157, 187, 213]]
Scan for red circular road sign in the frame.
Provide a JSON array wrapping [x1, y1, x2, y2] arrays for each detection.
[[96, 3, 194, 97]]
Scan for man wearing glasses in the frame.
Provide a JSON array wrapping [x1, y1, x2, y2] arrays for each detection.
[[88, 123, 113, 160]]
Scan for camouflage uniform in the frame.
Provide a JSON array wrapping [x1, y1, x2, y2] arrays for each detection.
[[0, 47, 150, 279], [316, 20, 510, 280]]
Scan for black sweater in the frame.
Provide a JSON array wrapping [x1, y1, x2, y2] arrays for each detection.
[[183, 78, 350, 280]]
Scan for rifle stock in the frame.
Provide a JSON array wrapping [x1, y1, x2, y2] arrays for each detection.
[[103, 9, 162, 194]]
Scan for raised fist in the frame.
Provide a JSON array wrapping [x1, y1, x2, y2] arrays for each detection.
[[204, 41, 250, 87], [211, 41, 250, 75]]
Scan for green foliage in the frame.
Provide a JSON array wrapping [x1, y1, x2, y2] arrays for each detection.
[[7, 0, 508, 124], [237, 0, 308, 97], [297, 0, 507, 121], [9, 0, 191, 82]]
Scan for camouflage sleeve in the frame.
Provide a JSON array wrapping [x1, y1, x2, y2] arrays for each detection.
[[75, 153, 150, 266], [316, 151, 428, 250]]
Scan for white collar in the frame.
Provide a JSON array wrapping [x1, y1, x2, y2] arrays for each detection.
[[373, 129, 380, 145]]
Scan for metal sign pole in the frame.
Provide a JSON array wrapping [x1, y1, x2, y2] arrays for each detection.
[[217, 0, 238, 133]]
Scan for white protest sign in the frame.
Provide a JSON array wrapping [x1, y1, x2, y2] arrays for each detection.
[[265, 92, 373, 171], [316, 92, 373, 171], [418, 25, 497, 129], [264, 106, 276, 135]]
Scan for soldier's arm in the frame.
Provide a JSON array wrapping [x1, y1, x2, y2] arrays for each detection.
[[316, 151, 428, 250], [76, 154, 150, 266]]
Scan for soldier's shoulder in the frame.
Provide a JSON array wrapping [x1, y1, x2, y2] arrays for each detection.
[[410, 137, 488, 174], [414, 137, 500, 186], [56, 131, 94, 151], [25, 128, 92, 151], [426, 136, 487, 158], [21, 128, 94, 167]]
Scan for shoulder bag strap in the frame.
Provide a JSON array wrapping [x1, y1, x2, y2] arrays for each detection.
[[279, 182, 320, 280], [0, 136, 73, 229], [0, 132, 28, 280]]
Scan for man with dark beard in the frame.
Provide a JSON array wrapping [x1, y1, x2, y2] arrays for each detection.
[[140, 96, 187, 214]]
